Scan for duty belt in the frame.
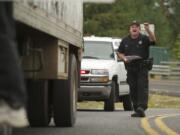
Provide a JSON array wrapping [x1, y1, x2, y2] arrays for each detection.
[[125, 58, 153, 71]]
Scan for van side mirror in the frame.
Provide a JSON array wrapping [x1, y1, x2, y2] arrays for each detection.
[[110, 53, 115, 59]]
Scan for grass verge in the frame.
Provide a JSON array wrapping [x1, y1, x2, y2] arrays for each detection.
[[78, 94, 180, 110]]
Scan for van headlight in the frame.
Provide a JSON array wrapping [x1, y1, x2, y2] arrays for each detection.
[[91, 69, 109, 83], [90, 76, 109, 83], [91, 69, 109, 75]]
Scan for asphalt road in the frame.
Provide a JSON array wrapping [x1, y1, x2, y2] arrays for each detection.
[[14, 109, 180, 135], [149, 80, 180, 96], [11, 79, 180, 135]]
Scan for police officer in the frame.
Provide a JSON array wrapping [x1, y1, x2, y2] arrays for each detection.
[[117, 21, 156, 117]]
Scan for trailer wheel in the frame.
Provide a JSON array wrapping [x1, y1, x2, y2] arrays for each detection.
[[27, 80, 51, 127], [53, 53, 78, 127]]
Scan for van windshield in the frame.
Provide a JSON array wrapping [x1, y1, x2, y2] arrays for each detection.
[[83, 41, 114, 60]]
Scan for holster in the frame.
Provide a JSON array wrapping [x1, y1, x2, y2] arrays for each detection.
[[142, 58, 154, 71]]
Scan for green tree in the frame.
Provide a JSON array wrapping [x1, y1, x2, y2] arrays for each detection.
[[172, 34, 180, 59], [83, 0, 180, 59], [84, 0, 174, 48]]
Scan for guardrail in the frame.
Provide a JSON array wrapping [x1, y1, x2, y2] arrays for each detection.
[[160, 61, 180, 66], [149, 61, 180, 79]]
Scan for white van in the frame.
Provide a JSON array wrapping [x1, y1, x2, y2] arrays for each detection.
[[78, 36, 132, 111]]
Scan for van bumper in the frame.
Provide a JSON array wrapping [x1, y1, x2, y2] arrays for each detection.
[[78, 82, 111, 101]]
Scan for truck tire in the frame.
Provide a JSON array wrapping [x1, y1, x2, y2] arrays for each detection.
[[122, 94, 133, 111], [27, 80, 51, 127], [53, 53, 78, 127], [104, 81, 116, 111]]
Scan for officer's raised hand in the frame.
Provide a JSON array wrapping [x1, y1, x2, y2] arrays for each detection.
[[144, 22, 156, 42], [144, 22, 150, 31]]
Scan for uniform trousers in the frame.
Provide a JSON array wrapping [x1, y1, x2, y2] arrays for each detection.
[[127, 67, 149, 111]]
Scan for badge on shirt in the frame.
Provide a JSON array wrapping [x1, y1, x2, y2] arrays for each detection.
[[138, 40, 142, 45]]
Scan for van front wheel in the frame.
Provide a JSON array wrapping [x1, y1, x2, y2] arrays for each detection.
[[104, 81, 116, 111]]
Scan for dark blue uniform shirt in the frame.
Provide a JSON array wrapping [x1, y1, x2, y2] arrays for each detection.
[[118, 34, 155, 60]]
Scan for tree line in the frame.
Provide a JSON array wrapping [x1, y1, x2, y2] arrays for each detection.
[[83, 0, 180, 59]]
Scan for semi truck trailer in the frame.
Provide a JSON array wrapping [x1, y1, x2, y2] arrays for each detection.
[[13, 0, 115, 127], [14, 0, 83, 127]]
